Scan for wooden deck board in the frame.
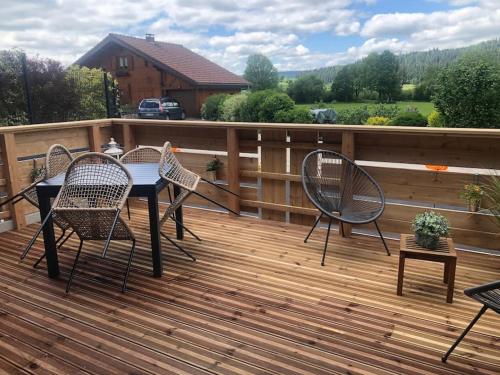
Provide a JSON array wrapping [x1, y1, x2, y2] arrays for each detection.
[[0, 204, 498, 375]]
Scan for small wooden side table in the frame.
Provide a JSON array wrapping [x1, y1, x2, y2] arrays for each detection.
[[398, 234, 457, 303]]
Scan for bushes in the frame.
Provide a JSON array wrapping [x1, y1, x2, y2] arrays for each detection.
[[365, 116, 389, 125], [370, 104, 400, 119], [287, 74, 325, 104], [336, 107, 370, 125], [257, 92, 295, 122], [220, 93, 247, 122], [275, 107, 313, 123], [387, 112, 427, 126], [201, 94, 228, 121], [239, 89, 276, 122], [428, 110, 445, 127]]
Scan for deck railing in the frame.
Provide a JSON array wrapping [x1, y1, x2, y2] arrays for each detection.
[[1, 118, 499, 251]]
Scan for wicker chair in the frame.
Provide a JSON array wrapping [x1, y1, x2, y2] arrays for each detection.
[[442, 280, 500, 362], [31, 152, 135, 293], [0, 144, 75, 266], [302, 150, 390, 266], [158, 142, 201, 260]]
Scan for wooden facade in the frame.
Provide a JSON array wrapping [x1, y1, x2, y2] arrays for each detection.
[[82, 44, 241, 117]]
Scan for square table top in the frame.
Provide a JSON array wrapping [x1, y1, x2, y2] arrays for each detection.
[[400, 234, 457, 258]]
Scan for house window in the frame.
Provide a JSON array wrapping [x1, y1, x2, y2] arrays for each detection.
[[118, 56, 128, 69]]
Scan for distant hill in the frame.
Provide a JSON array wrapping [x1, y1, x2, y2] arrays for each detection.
[[279, 39, 500, 84]]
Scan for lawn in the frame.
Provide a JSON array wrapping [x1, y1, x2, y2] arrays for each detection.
[[297, 101, 435, 117]]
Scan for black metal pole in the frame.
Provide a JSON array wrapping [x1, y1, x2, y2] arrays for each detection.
[[21, 53, 33, 124], [103, 72, 111, 118]]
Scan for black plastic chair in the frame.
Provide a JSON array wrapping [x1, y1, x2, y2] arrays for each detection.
[[442, 280, 500, 362], [302, 150, 390, 265]]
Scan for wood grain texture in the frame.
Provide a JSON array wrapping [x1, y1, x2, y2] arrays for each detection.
[[1, 204, 499, 375]]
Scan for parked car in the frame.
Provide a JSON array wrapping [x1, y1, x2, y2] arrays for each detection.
[[137, 98, 186, 120], [160, 97, 186, 120]]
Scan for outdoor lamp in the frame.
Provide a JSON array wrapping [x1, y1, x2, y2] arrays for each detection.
[[104, 137, 123, 159]]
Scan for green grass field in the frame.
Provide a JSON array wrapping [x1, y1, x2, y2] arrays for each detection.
[[297, 101, 435, 117]]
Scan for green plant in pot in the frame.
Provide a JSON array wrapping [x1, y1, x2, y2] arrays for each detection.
[[205, 157, 221, 182], [411, 211, 449, 250], [460, 183, 483, 212]]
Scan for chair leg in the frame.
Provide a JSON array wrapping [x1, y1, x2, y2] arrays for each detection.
[[66, 240, 84, 294], [122, 239, 136, 292], [102, 210, 121, 258], [21, 209, 53, 260], [200, 177, 240, 197], [304, 213, 323, 243], [374, 220, 391, 256], [57, 229, 75, 249], [192, 191, 240, 216], [321, 219, 333, 266], [126, 199, 131, 220], [442, 305, 488, 362], [169, 215, 202, 241], [160, 231, 196, 261]]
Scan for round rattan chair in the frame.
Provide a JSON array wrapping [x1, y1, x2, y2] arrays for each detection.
[[302, 149, 390, 265], [51, 153, 135, 293]]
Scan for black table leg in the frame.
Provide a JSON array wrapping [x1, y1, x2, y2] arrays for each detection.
[[37, 188, 59, 278], [147, 189, 162, 277], [173, 184, 184, 240]]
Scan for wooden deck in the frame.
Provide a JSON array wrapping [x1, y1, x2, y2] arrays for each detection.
[[0, 204, 498, 375]]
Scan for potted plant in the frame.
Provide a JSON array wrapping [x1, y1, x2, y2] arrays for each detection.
[[205, 157, 221, 182], [460, 183, 483, 212], [483, 173, 500, 228], [411, 211, 449, 250]]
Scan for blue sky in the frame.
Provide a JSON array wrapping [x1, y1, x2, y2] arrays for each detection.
[[1, 0, 499, 73]]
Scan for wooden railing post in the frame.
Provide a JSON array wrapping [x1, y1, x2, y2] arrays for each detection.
[[122, 123, 135, 152], [227, 128, 240, 216], [340, 131, 355, 237], [88, 125, 102, 152], [0, 133, 26, 229]]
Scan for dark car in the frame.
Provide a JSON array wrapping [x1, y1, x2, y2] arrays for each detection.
[[160, 97, 186, 120], [137, 98, 186, 120]]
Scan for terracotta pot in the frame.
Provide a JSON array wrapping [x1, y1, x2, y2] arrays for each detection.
[[468, 199, 480, 212], [205, 170, 217, 182]]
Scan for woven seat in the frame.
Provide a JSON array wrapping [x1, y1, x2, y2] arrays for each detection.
[[2, 144, 75, 266], [158, 141, 200, 260], [442, 280, 500, 362], [302, 150, 390, 265]]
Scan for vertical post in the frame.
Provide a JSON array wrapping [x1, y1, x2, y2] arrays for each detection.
[[88, 125, 102, 152], [0, 133, 26, 229], [21, 53, 33, 124], [122, 123, 135, 152], [340, 131, 355, 237], [103, 72, 111, 118], [227, 128, 240, 216]]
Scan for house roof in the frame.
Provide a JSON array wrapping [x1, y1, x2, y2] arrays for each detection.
[[75, 33, 249, 88]]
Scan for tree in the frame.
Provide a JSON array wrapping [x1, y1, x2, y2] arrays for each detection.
[[331, 66, 354, 102], [363, 51, 401, 102], [243, 54, 279, 91], [257, 92, 294, 122], [287, 74, 325, 103], [433, 56, 500, 128]]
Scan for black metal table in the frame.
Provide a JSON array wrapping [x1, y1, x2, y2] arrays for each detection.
[[36, 163, 183, 279]]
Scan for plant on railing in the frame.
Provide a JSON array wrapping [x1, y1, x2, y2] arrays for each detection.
[[412, 211, 449, 250], [460, 183, 483, 212], [206, 157, 222, 182], [30, 165, 45, 183]]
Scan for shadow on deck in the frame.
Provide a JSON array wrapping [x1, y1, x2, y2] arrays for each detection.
[[0, 203, 498, 374]]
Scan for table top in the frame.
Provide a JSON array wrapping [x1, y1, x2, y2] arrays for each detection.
[[38, 163, 163, 188], [400, 234, 456, 257]]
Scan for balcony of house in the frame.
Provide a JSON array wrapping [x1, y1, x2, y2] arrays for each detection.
[[0, 118, 498, 374]]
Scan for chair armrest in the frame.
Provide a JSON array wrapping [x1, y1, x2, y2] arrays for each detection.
[[464, 280, 500, 297]]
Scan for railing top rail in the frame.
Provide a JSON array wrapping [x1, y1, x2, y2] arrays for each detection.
[[113, 119, 500, 137], [1, 118, 500, 137]]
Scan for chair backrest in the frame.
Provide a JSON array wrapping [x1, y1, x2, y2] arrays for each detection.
[[46, 144, 73, 179], [53, 153, 132, 211], [302, 150, 384, 224], [121, 146, 161, 164], [159, 142, 199, 191]]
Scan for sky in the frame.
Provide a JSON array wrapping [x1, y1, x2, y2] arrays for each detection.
[[0, 0, 499, 73]]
